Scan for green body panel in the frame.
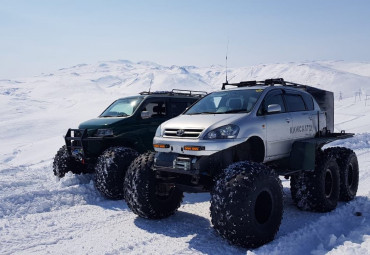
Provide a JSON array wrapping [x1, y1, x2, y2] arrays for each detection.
[[78, 112, 169, 157], [79, 117, 124, 127]]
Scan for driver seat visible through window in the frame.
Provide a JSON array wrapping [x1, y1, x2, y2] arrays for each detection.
[[152, 104, 166, 117], [228, 98, 243, 111]]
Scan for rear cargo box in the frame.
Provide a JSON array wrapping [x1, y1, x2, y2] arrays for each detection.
[[305, 86, 334, 133]]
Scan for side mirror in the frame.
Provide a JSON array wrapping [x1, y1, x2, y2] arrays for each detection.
[[267, 104, 282, 114], [141, 111, 152, 119]]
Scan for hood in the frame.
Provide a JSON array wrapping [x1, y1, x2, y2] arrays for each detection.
[[78, 117, 126, 129], [161, 113, 247, 132]]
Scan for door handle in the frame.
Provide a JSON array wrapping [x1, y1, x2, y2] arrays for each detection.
[[285, 118, 291, 123]]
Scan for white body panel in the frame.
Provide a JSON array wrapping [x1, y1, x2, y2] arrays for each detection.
[[265, 112, 292, 158]]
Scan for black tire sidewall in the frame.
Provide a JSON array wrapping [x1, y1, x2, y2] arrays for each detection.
[[210, 161, 283, 248], [53, 145, 85, 177], [124, 152, 183, 219], [316, 158, 340, 211], [324, 147, 359, 201], [340, 152, 359, 201], [290, 152, 340, 212], [94, 146, 138, 200]]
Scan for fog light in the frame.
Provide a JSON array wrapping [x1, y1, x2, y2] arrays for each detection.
[[153, 144, 170, 148], [184, 146, 205, 151]]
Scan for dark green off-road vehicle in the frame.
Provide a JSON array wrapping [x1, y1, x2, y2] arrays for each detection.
[[53, 89, 206, 199]]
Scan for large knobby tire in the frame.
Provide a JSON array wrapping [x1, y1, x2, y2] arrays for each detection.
[[210, 161, 283, 248], [290, 151, 340, 212], [324, 147, 359, 201], [53, 145, 85, 178], [124, 152, 183, 219], [94, 147, 138, 200]]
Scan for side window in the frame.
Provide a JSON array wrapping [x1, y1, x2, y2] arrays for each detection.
[[142, 101, 167, 117], [170, 100, 194, 117], [259, 93, 286, 115], [302, 93, 314, 110], [285, 94, 306, 112]]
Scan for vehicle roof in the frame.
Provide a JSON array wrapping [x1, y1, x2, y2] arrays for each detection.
[[142, 94, 201, 99], [220, 78, 330, 94], [115, 94, 201, 101], [115, 95, 145, 100], [213, 85, 304, 93], [223, 85, 267, 91]]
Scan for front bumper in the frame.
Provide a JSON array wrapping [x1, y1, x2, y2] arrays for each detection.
[[65, 128, 116, 162], [153, 136, 245, 156], [153, 143, 238, 177]]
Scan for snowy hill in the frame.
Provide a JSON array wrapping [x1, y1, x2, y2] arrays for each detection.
[[0, 60, 369, 254]]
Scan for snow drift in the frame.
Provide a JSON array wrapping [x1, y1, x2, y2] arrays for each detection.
[[0, 60, 369, 254]]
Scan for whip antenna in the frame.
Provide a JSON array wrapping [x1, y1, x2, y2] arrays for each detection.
[[148, 78, 153, 93], [225, 40, 229, 84]]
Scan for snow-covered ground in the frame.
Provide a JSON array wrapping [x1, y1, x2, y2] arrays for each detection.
[[0, 60, 369, 254]]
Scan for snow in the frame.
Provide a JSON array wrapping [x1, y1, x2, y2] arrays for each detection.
[[1, 60, 370, 254]]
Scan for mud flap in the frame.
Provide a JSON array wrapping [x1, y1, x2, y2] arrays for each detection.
[[289, 141, 316, 171]]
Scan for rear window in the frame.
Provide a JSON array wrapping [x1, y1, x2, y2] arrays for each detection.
[[285, 94, 306, 112]]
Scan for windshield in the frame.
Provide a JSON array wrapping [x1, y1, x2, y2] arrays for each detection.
[[100, 97, 143, 117], [185, 89, 263, 115]]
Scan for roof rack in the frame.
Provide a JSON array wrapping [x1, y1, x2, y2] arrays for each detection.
[[139, 89, 207, 97], [221, 78, 308, 90]]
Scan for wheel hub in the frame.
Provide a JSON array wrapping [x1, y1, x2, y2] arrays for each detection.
[[347, 163, 354, 188], [255, 190, 273, 224], [325, 169, 333, 198]]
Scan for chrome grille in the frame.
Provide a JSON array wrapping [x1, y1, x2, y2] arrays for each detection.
[[164, 128, 203, 138]]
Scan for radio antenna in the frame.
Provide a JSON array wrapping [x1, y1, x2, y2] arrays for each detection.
[[148, 78, 153, 93], [225, 40, 229, 84]]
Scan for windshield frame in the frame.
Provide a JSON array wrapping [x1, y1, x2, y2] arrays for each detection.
[[99, 96, 144, 117], [184, 89, 264, 115]]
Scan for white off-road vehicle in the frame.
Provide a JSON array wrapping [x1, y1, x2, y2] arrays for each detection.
[[124, 78, 359, 248]]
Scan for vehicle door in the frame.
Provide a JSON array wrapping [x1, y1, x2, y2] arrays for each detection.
[[259, 89, 292, 158], [168, 98, 197, 118], [136, 98, 169, 150], [284, 92, 316, 140]]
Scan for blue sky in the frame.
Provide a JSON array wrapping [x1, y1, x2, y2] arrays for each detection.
[[1, 0, 370, 78]]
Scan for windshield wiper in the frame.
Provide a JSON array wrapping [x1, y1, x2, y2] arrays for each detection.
[[223, 109, 248, 114], [188, 112, 222, 115], [100, 113, 128, 117], [188, 110, 247, 115]]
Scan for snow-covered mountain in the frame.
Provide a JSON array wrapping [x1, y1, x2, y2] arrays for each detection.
[[0, 60, 369, 254]]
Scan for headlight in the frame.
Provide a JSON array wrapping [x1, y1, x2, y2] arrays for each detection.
[[95, 129, 114, 137], [204, 124, 239, 139], [155, 125, 162, 137]]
